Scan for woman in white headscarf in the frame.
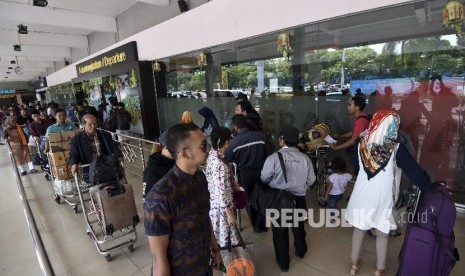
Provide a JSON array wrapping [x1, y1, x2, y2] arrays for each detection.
[[345, 110, 432, 276]]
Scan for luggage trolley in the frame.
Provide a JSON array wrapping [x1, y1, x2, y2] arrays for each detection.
[[47, 133, 81, 213], [310, 145, 330, 206], [74, 164, 138, 261], [34, 136, 51, 180]]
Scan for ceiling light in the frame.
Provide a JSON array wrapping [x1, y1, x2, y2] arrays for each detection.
[[8, 67, 13, 69], [10, 60, 16, 64], [13, 45, 21, 51], [18, 24, 28, 34], [5, 77, 8, 79], [6, 72, 11, 74], [33, 0, 48, 7]]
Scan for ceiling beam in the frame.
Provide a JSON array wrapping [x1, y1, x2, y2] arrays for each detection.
[[0, 30, 88, 49], [0, 60, 54, 68], [137, 0, 170, 6], [0, 1, 117, 33], [0, 44, 71, 60]]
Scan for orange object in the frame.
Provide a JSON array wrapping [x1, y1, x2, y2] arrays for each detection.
[[181, 111, 193, 124]]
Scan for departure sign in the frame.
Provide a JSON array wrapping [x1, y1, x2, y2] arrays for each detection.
[[76, 42, 138, 77]]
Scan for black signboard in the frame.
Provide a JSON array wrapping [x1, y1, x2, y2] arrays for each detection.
[[76, 41, 138, 77]]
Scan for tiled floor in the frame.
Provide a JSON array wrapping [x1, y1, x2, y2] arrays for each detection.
[[0, 145, 464, 276]]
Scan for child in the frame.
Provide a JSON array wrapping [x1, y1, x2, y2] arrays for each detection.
[[325, 156, 352, 223]]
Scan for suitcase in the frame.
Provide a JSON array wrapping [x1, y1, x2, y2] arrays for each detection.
[[397, 182, 459, 276], [97, 183, 140, 235]]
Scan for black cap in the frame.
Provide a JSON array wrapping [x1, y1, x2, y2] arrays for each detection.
[[279, 125, 299, 145]]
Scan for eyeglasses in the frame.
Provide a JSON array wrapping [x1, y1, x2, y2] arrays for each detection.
[[179, 141, 210, 153]]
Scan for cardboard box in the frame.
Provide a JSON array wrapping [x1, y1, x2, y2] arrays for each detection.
[[54, 165, 70, 180], [63, 150, 71, 161], [48, 132, 62, 143], [61, 140, 71, 150], [49, 152, 67, 166], [49, 142, 64, 153], [61, 131, 76, 141]]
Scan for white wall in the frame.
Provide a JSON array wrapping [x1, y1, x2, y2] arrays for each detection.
[[117, 1, 209, 40], [47, 0, 414, 86]]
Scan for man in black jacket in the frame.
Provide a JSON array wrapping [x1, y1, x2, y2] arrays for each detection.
[[116, 102, 132, 143], [226, 114, 272, 232], [69, 114, 123, 175], [142, 131, 175, 199]]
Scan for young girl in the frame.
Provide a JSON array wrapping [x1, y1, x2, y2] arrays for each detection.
[[325, 156, 352, 222]]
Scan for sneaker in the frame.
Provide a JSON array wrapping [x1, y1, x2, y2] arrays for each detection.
[[29, 169, 39, 173]]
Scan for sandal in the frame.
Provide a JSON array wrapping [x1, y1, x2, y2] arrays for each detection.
[[20, 171, 27, 176], [350, 260, 360, 276]]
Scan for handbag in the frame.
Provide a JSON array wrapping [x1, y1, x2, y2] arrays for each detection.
[[220, 225, 255, 276], [233, 189, 247, 209], [231, 162, 247, 209], [88, 132, 125, 186], [251, 152, 296, 213]]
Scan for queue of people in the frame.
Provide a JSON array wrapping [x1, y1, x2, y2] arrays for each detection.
[[1, 91, 437, 276], [141, 94, 435, 275]]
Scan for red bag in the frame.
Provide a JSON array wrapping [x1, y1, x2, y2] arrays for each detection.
[[233, 189, 247, 209]]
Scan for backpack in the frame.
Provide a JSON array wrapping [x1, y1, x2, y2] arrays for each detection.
[[397, 182, 459, 276]]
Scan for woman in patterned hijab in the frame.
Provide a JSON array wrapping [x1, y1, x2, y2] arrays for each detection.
[[359, 110, 400, 180], [345, 110, 432, 276]]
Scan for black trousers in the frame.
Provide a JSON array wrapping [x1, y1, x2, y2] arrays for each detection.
[[238, 168, 266, 230], [272, 196, 307, 270]]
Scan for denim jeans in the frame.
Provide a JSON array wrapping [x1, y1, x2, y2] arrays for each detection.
[[328, 193, 344, 217]]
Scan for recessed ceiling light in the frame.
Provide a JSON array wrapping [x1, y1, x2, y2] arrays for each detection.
[[6, 72, 11, 74], [10, 60, 16, 64], [13, 44, 21, 51], [8, 67, 13, 69]]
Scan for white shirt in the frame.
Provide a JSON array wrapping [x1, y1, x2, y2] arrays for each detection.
[[328, 173, 352, 195]]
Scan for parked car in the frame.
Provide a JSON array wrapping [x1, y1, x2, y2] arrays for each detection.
[[278, 86, 293, 93]]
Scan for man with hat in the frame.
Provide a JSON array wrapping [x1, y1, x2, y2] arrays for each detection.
[[142, 131, 175, 200], [260, 125, 316, 272]]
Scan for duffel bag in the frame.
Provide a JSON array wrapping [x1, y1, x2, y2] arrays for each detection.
[[89, 154, 124, 186]]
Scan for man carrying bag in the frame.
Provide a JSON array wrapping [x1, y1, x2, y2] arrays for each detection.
[[260, 126, 316, 272]]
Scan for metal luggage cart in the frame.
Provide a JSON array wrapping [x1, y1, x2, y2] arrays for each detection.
[[34, 136, 51, 180], [46, 137, 81, 213], [309, 145, 330, 207], [74, 164, 137, 261], [231, 163, 244, 231]]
